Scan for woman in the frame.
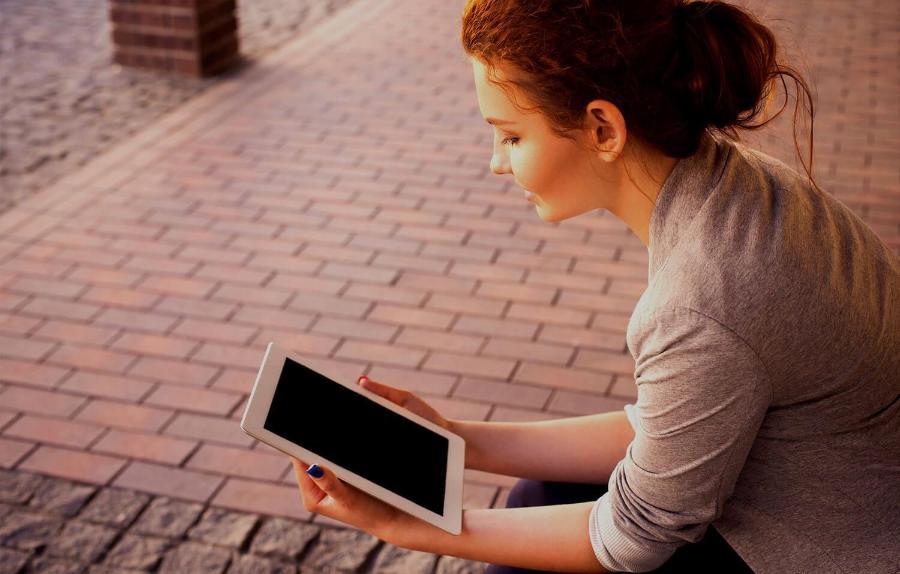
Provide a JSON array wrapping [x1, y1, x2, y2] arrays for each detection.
[[291, 1, 900, 572]]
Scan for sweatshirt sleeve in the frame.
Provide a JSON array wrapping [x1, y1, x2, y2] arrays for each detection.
[[588, 307, 771, 572]]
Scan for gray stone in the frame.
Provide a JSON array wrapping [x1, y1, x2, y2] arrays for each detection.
[[104, 534, 171, 571], [131, 497, 204, 538], [188, 507, 259, 549], [29, 477, 96, 518], [250, 517, 319, 560], [24, 555, 87, 574], [45, 520, 119, 562], [0, 470, 44, 504], [435, 556, 487, 574], [227, 554, 296, 574], [158, 542, 231, 574], [86, 567, 146, 574], [300, 528, 381, 573], [79, 488, 150, 528], [372, 544, 439, 574], [0, 547, 30, 574], [0, 510, 63, 551]]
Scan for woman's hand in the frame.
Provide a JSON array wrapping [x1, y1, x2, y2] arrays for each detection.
[[292, 458, 402, 539], [357, 375, 454, 431]]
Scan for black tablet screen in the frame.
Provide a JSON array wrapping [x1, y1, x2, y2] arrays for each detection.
[[264, 357, 449, 515]]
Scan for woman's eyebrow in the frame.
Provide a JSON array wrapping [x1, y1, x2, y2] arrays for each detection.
[[485, 117, 516, 126]]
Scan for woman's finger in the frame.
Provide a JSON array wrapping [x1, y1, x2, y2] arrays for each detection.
[[292, 458, 326, 510], [358, 376, 409, 405], [304, 463, 346, 500]]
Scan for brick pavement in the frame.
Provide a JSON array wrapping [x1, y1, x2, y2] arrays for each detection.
[[0, 0, 898, 572]]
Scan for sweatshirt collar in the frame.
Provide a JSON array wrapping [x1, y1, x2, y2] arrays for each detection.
[[646, 130, 732, 279]]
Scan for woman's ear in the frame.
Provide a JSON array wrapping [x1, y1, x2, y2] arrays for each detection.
[[585, 100, 627, 162]]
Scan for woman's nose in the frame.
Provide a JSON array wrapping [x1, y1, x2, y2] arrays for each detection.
[[490, 151, 511, 175]]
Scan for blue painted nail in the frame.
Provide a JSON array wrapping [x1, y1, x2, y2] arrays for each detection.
[[307, 464, 324, 478]]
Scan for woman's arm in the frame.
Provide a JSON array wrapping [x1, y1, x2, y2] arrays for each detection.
[[385, 501, 610, 573], [450, 410, 635, 484]]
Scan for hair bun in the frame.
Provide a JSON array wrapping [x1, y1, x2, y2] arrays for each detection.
[[669, 0, 777, 130]]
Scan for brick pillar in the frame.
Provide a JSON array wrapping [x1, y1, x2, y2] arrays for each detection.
[[109, 0, 240, 77]]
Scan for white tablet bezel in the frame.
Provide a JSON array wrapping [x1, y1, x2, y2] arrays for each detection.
[[241, 342, 465, 535]]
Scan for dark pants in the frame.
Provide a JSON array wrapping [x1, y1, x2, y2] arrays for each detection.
[[484, 479, 754, 574]]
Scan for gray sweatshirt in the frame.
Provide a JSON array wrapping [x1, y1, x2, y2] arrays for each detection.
[[587, 131, 900, 573]]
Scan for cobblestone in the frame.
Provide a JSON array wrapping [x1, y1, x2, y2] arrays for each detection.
[[130, 496, 204, 539], [79, 488, 151, 528], [188, 507, 260, 549], [44, 520, 119, 562], [103, 534, 172, 571], [0, 0, 357, 214], [0, 471, 487, 572], [0, 469, 43, 504], [250, 517, 319, 560], [158, 541, 232, 574], [28, 477, 96, 518]]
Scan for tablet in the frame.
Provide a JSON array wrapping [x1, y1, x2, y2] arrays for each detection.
[[240, 342, 465, 535]]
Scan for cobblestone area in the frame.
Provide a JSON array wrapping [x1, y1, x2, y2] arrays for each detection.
[[0, 469, 485, 574], [0, 0, 356, 214]]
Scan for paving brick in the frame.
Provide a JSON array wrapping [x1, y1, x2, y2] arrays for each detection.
[[19, 446, 126, 485], [362, 365, 458, 397], [395, 271, 477, 295], [252, 329, 340, 358], [230, 306, 315, 331], [548, 390, 632, 417], [571, 349, 635, 376], [33, 320, 120, 347], [130, 496, 204, 538], [114, 462, 223, 503], [515, 363, 613, 394], [59, 372, 154, 402], [81, 287, 160, 310], [506, 302, 592, 327], [192, 343, 264, 370], [127, 357, 220, 387], [186, 444, 289, 482], [155, 296, 238, 321], [0, 334, 57, 361], [145, 384, 243, 416], [453, 378, 551, 410], [0, 386, 87, 417], [0, 437, 34, 468], [481, 338, 573, 365], [0, 312, 41, 336], [112, 333, 199, 360], [137, 276, 217, 298], [7, 277, 88, 299], [67, 266, 142, 287], [163, 413, 254, 448], [342, 283, 428, 307], [335, 340, 426, 369], [452, 315, 539, 340], [47, 344, 137, 374], [424, 352, 516, 380], [5, 415, 105, 449], [210, 369, 257, 393], [79, 488, 151, 528], [538, 324, 627, 353], [212, 284, 294, 308], [368, 303, 455, 330], [76, 400, 174, 432], [171, 318, 258, 345], [94, 308, 178, 333], [91, 430, 197, 465], [211, 478, 309, 520], [0, 358, 70, 389], [288, 292, 371, 319]]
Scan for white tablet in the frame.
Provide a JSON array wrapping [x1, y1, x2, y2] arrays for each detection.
[[240, 342, 465, 535]]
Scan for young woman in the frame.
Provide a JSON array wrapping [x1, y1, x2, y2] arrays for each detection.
[[290, 1, 900, 572]]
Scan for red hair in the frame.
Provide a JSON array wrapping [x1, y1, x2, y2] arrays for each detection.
[[462, 0, 818, 187]]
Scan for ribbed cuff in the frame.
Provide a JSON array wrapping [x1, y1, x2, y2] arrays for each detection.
[[588, 491, 676, 572]]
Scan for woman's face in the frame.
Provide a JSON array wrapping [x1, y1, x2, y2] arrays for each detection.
[[472, 58, 611, 223]]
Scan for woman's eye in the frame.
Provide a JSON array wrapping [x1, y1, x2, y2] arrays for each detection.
[[502, 136, 519, 147]]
